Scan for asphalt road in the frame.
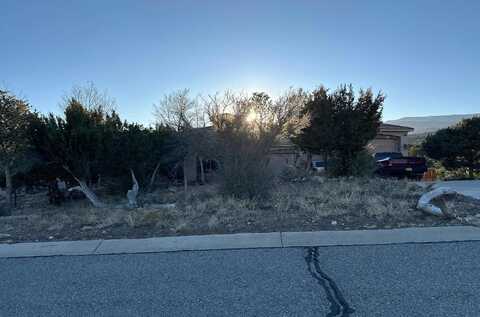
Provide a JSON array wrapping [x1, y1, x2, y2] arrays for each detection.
[[1, 242, 480, 316]]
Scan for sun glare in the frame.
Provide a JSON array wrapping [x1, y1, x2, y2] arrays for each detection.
[[246, 110, 257, 123]]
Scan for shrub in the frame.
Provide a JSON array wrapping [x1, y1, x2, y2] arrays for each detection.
[[351, 150, 377, 177], [206, 90, 305, 199], [423, 117, 480, 178], [220, 158, 274, 199], [0, 203, 10, 217], [293, 85, 384, 177], [327, 150, 376, 177], [279, 165, 311, 182]]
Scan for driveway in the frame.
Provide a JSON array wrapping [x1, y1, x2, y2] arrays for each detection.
[[2, 242, 480, 316], [433, 180, 480, 199]]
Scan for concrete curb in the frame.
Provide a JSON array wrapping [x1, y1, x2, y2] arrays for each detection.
[[1, 226, 480, 258], [282, 226, 480, 247]]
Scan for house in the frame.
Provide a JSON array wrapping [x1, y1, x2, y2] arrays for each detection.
[[366, 123, 414, 156], [185, 123, 414, 181], [268, 123, 414, 173]]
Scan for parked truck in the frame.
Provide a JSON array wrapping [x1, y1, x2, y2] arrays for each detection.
[[374, 152, 427, 180]]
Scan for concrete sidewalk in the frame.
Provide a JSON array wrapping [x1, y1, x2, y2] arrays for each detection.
[[418, 180, 480, 199], [2, 226, 480, 258]]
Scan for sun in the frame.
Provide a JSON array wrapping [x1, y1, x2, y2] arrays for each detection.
[[246, 109, 257, 123]]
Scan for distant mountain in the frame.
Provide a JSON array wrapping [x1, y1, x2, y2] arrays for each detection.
[[386, 114, 480, 135]]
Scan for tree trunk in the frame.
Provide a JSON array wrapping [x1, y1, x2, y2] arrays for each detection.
[[199, 156, 205, 184], [306, 152, 312, 170], [183, 158, 188, 198], [323, 152, 329, 172], [63, 166, 106, 208], [69, 180, 106, 208], [4, 165, 12, 206], [149, 162, 161, 191], [468, 165, 475, 178], [126, 169, 139, 208]]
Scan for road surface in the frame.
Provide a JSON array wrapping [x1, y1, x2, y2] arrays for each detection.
[[1, 242, 480, 316]]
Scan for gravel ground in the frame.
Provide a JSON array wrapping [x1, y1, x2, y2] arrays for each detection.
[[1, 179, 479, 243]]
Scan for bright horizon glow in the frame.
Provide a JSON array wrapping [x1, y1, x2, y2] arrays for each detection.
[[1, 0, 479, 123], [246, 109, 258, 123]]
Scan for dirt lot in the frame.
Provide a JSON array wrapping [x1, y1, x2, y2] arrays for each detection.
[[1, 177, 479, 243]]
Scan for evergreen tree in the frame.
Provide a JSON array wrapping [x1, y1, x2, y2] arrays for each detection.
[[0, 90, 33, 208], [423, 117, 480, 177], [294, 85, 384, 176]]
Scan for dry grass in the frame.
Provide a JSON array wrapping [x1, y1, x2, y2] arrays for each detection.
[[272, 177, 423, 219], [160, 177, 427, 232], [1, 177, 478, 242]]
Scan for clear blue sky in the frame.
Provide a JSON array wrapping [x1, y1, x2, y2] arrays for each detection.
[[1, 0, 479, 123]]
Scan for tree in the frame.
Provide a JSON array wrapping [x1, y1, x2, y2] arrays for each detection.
[[60, 82, 116, 113], [0, 90, 33, 208], [423, 117, 480, 177], [294, 85, 384, 176], [33, 89, 175, 207], [104, 122, 174, 192], [206, 89, 305, 198], [35, 99, 113, 207], [154, 88, 206, 131], [153, 89, 210, 194]]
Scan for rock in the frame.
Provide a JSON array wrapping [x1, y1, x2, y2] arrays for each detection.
[[0, 233, 12, 239], [149, 203, 176, 210], [81, 226, 94, 231], [95, 222, 110, 229], [312, 176, 325, 183], [1, 224, 14, 231], [2, 214, 40, 222], [47, 224, 64, 232], [331, 220, 337, 225], [463, 216, 480, 226], [48, 236, 54, 240]]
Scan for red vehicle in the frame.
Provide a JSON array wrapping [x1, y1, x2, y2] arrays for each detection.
[[375, 152, 427, 180]]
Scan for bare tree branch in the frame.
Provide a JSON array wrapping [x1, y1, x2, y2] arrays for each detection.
[[60, 82, 116, 113]]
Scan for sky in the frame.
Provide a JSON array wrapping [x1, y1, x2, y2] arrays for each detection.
[[1, 0, 479, 124]]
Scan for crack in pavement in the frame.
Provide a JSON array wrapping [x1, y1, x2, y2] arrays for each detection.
[[305, 247, 354, 317]]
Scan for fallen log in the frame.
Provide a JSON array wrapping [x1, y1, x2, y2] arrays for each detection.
[[63, 165, 106, 208], [68, 180, 106, 208], [417, 187, 456, 216]]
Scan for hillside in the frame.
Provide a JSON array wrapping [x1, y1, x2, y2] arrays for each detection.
[[386, 114, 479, 135]]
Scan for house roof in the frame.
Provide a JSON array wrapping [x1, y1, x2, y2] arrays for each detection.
[[379, 123, 414, 133]]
